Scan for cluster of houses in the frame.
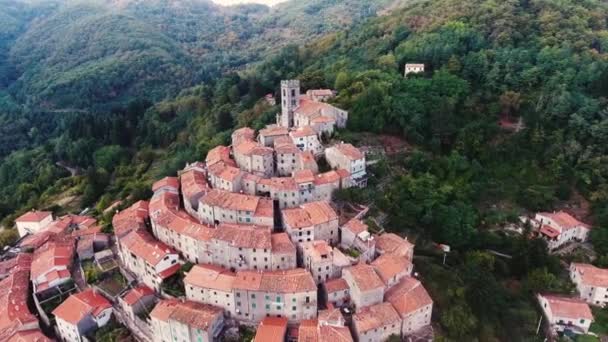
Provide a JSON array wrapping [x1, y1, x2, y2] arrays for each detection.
[[1, 76, 603, 342]]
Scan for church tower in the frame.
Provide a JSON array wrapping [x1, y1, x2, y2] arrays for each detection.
[[279, 80, 300, 128]]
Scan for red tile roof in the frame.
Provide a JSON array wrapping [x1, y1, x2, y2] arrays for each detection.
[[330, 143, 364, 160], [342, 219, 368, 235], [539, 211, 590, 229], [213, 223, 272, 249], [206, 145, 235, 167], [233, 268, 316, 293], [540, 225, 560, 238], [271, 233, 296, 254], [375, 233, 414, 257], [184, 264, 236, 292], [158, 263, 181, 280], [259, 125, 289, 137], [353, 302, 401, 333], [371, 254, 412, 285], [298, 319, 353, 342], [122, 285, 155, 306], [0, 263, 40, 340], [344, 264, 384, 292], [150, 300, 223, 330], [571, 263, 608, 288], [540, 294, 593, 320], [254, 317, 288, 342], [201, 189, 261, 212], [120, 229, 177, 267], [180, 168, 209, 202], [53, 289, 112, 325], [152, 177, 179, 193], [384, 277, 433, 317], [15, 211, 52, 223], [112, 200, 149, 238], [324, 278, 350, 293], [30, 239, 75, 292]]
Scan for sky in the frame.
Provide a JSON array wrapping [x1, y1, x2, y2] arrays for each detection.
[[211, 0, 288, 6]]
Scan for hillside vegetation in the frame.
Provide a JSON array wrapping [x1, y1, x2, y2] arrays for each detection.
[[2, 0, 608, 339]]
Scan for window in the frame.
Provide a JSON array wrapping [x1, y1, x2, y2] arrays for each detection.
[[276, 296, 281, 302], [266, 304, 270, 310], [292, 306, 296, 311], [252, 303, 257, 309], [251, 294, 256, 299]]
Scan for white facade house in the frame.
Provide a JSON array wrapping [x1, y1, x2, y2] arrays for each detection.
[[404, 63, 425, 77], [537, 294, 594, 335], [325, 143, 367, 187], [150, 299, 224, 342], [281, 201, 339, 245], [15, 210, 53, 237], [385, 277, 433, 336], [570, 263, 608, 307], [342, 264, 385, 309], [535, 211, 591, 250], [301, 240, 351, 284], [53, 289, 113, 342], [352, 302, 401, 342]]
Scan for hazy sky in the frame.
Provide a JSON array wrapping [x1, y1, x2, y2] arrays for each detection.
[[212, 0, 287, 6]]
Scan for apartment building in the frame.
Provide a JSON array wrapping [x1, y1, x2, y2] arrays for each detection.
[[325, 143, 366, 187], [274, 136, 302, 176], [352, 302, 402, 342], [53, 289, 112, 342], [179, 163, 209, 217], [371, 253, 413, 288], [117, 229, 180, 291], [233, 140, 275, 177], [323, 278, 351, 307], [385, 277, 433, 336], [270, 233, 298, 270], [570, 263, 608, 306], [231, 127, 256, 146], [232, 269, 317, 323], [150, 299, 224, 342], [211, 224, 274, 271], [112, 200, 149, 239], [259, 125, 290, 147], [342, 264, 385, 309], [185, 264, 237, 315], [301, 240, 351, 284], [207, 162, 244, 193], [198, 189, 273, 227], [206, 145, 235, 168], [290, 126, 323, 155], [30, 237, 75, 295], [282, 201, 339, 245]]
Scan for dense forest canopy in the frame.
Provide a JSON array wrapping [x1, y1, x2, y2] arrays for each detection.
[[2, 0, 608, 339]]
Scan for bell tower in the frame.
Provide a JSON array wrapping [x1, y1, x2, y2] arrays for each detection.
[[279, 80, 300, 128]]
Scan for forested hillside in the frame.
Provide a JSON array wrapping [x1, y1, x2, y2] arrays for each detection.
[[2, 0, 608, 339]]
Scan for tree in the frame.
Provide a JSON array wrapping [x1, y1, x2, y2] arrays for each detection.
[[440, 303, 478, 339]]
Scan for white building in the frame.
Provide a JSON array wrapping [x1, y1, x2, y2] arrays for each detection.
[[232, 268, 317, 323], [342, 264, 385, 309], [404, 63, 425, 77], [290, 126, 323, 155], [150, 299, 224, 342], [233, 140, 275, 178], [537, 293, 594, 335], [535, 211, 591, 250], [207, 162, 244, 193], [570, 263, 608, 306], [301, 240, 351, 284], [325, 143, 367, 187], [53, 289, 113, 342], [15, 210, 53, 237], [117, 229, 180, 292], [385, 277, 433, 336], [282, 201, 339, 245], [185, 264, 237, 316], [352, 302, 402, 342], [119, 285, 157, 321], [323, 278, 351, 307]]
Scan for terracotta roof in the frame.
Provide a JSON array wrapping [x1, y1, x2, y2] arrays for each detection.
[[232, 127, 256, 142], [184, 264, 236, 292], [30, 239, 75, 292], [294, 169, 315, 184], [120, 229, 176, 267], [301, 202, 338, 225], [353, 302, 401, 333], [538, 211, 590, 229], [254, 317, 288, 342], [152, 177, 179, 193], [180, 168, 209, 202], [234, 140, 273, 156], [151, 300, 223, 330], [6, 329, 52, 342], [385, 277, 433, 317], [342, 219, 368, 235], [290, 125, 317, 138], [282, 208, 313, 229], [208, 162, 242, 183], [213, 223, 272, 249], [149, 192, 214, 241], [274, 140, 300, 154], [540, 225, 560, 238], [122, 285, 155, 306], [344, 264, 384, 292], [318, 307, 344, 325], [201, 189, 261, 212], [571, 263, 608, 288], [158, 263, 182, 279], [302, 240, 333, 263], [314, 171, 341, 185], [324, 278, 350, 293], [206, 145, 235, 167], [375, 233, 414, 257], [0, 266, 40, 339], [270, 177, 298, 191], [329, 143, 364, 161], [0, 254, 32, 277], [271, 233, 296, 254], [18, 231, 52, 249], [15, 211, 52, 223], [259, 125, 289, 137], [255, 198, 274, 218], [53, 289, 112, 325], [540, 294, 593, 320], [295, 98, 330, 118], [371, 254, 412, 285], [298, 319, 353, 342], [112, 200, 149, 238], [233, 268, 316, 293]]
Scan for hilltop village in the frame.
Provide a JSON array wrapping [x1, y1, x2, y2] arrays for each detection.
[[0, 79, 603, 342]]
